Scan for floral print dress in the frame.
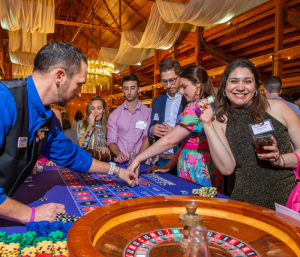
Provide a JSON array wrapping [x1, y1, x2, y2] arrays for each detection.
[[176, 99, 220, 188], [77, 121, 108, 150]]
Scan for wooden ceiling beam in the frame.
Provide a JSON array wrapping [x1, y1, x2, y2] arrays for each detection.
[[121, 0, 148, 22], [102, 0, 119, 28], [70, 0, 100, 42], [55, 20, 122, 32], [287, 8, 300, 31], [55, 0, 64, 9], [92, 12, 122, 39], [134, 71, 154, 85]]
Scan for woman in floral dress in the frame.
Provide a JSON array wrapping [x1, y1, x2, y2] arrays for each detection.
[[129, 65, 222, 189]]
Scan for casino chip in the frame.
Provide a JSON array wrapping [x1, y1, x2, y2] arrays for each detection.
[[145, 183, 152, 186], [192, 187, 217, 197], [39, 197, 48, 201], [55, 213, 79, 223]]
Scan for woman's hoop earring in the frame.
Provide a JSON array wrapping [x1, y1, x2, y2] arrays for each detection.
[[223, 91, 226, 97], [255, 90, 258, 97], [195, 87, 200, 96]]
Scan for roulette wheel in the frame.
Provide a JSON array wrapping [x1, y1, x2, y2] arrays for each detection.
[[67, 196, 300, 257]]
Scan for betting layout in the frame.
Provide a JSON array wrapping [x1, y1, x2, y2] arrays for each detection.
[[124, 228, 260, 257], [58, 169, 174, 215]]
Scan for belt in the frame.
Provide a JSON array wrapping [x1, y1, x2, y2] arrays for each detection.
[[159, 154, 174, 160]]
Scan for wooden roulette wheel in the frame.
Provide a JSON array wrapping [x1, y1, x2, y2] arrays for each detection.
[[67, 196, 300, 257]]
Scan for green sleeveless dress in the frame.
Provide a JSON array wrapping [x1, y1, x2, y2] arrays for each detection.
[[225, 106, 295, 210]]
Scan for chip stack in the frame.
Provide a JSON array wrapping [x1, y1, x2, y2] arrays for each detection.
[[53, 241, 68, 257], [20, 231, 36, 249], [36, 241, 53, 255], [6, 233, 22, 245], [0, 232, 7, 244], [192, 187, 217, 197], [48, 231, 64, 243], [49, 221, 63, 233], [26, 222, 39, 234], [20, 246, 37, 257], [32, 237, 49, 247], [61, 222, 73, 239], [0, 242, 6, 255], [36, 221, 50, 237], [55, 213, 79, 223], [1, 243, 20, 257]]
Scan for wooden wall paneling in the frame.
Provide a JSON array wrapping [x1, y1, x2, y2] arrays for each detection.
[[195, 27, 203, 66], [172, 41, 178, 60], [274, 0, 285, 77], [110, 73, 115, 107], [129, 65, 134, 75]]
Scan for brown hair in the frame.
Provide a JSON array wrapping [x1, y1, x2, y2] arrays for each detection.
[[83, 96, 109, 136], [180, 65, 216, 105], [159, 59, 181, 75], [216, 58, 269, 124]]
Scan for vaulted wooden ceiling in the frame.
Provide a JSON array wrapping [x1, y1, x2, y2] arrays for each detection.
[[51, 0, 300, 106]]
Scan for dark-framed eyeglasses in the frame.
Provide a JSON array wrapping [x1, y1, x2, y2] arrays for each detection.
[[160, 76, 179, 86]]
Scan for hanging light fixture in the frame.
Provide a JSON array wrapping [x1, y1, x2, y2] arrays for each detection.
[[82, 9, 115, 94]]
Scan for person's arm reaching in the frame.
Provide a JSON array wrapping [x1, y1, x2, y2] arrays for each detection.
[[129, 125, 191, 175]]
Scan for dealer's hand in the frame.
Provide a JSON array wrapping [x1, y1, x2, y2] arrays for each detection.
[[118, 167, 138, 187], [34, 203, 65, 222], [150, 124, 169, 138], [115, 152, 128, 163], [147, 165, 170, 174], [256, 136, 282, 167]]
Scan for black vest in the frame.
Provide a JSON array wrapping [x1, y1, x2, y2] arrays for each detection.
[[0, 79, 52, 196]]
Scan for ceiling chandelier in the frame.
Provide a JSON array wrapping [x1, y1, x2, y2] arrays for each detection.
[[81, 10, 115, 94]]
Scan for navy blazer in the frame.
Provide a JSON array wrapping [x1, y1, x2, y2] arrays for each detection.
[[148, 94, 188, 154]]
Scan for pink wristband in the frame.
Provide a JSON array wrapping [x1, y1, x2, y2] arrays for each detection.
[[29, 207, 35, 222]]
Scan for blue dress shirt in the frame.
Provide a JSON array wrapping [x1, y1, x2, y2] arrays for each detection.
[[0, 76, 93, 204], [163, 91, 182, 154]]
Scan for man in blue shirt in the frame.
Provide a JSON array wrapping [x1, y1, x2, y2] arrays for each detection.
[[0, 41, 137, 224], [264, 76, 300, 118]]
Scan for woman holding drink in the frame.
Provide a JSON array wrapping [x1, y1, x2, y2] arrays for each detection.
[[197, 58, 300, 209]]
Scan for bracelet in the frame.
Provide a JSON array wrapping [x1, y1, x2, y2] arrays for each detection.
[[280, 155, 285, 168], [114, 167, 121, 178], [108, 162, 116, 175], [29, 207, 35, 222]]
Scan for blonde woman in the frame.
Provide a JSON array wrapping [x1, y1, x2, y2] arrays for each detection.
[[77, 96, 110, 155]]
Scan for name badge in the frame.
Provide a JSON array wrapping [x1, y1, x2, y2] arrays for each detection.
[[250, 119, 274, 135], [18, 137, 28, 148], [154, 113, 159, 121], [136, 121, 147, 130]]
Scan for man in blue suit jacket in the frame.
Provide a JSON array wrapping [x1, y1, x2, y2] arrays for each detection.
[[139, 59, 187, 174]]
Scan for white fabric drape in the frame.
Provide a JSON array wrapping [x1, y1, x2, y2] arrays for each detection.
[[124, 4, 183, 50], [9, 51, 35, 66], [97, 47, 128, 73], [156, 0, 250, 25], [98, 36, 154, 66], [12, 64, 33, 77], [9, 30, 47, 53], [113, 34, 154, 65], [0, 0, 55, 33]]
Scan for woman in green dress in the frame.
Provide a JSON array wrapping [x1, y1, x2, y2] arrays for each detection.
[[197, 58, 300, 210]]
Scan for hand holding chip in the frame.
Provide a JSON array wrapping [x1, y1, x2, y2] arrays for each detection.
[[196, 96, 215, 125]]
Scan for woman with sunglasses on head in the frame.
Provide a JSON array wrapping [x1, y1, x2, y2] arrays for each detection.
[[130, 65, 222, 189], [77, 96, 111, 159], [196, 58, 300, 209]]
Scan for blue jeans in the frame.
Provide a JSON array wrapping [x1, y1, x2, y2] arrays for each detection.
[[156, 156, 177, 176]]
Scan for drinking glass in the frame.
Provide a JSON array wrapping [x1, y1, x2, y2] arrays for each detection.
[[127, 141, 136, 164], [253, 134, 273, 154], [149, 155, 160, 174]]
